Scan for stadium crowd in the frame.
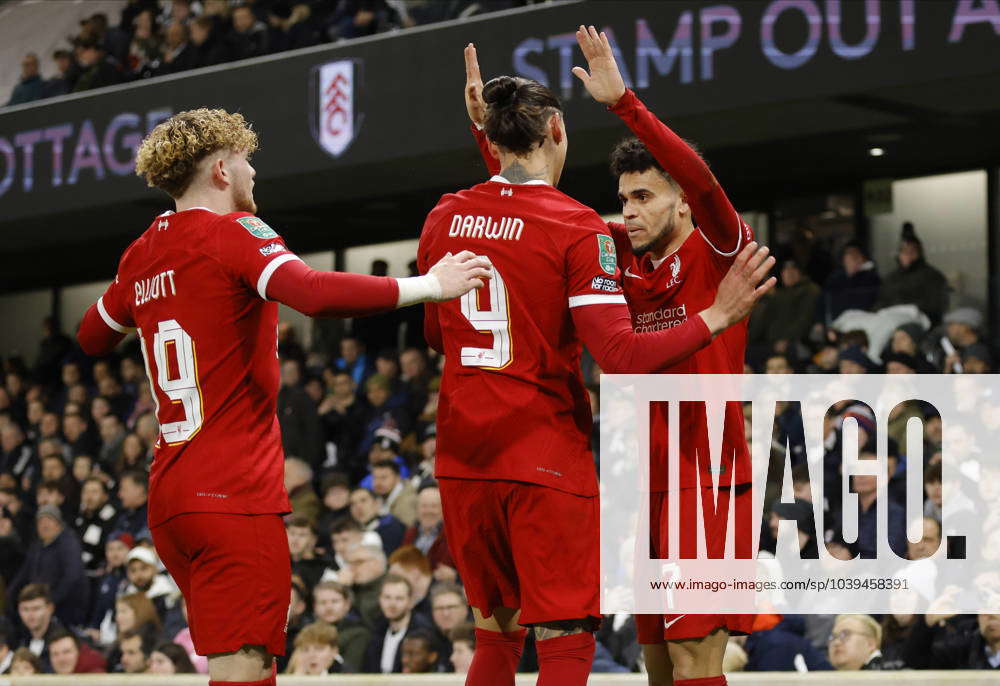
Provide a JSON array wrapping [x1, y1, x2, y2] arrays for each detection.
[[0, 219, 998, 676], [5, 0, 562, 107]]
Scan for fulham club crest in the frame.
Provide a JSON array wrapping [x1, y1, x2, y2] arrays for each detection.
[[310, 59, 364, 158]]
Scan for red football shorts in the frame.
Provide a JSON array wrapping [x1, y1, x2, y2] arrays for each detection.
[[439, 477, 599, 625], [636, 485, 755, 643], [152, 512, 291, 656]]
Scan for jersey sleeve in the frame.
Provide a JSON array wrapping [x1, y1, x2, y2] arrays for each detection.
[[471, 125, 501, 176], [564, 213, 627, 310], [213, 213, 303, 299], [610, 89, 745, 260], [77, 252, 136, 356]]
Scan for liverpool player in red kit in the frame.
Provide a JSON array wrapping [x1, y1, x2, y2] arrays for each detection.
[[573, 26, 755, 686], [75, 109, 492, 686], [431, 56, 774, 685]]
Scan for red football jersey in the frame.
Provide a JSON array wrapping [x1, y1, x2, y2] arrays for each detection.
[[95, 208, 296, 527], [418, 178, 628, 497], [608, 89, 755, 492]]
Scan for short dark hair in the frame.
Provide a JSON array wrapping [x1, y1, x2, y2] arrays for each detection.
[[120, 628, 154, 657], [331, 516, 363, 535], [925, 461, 943, 485], [120, 469, 148, 491], [402, 627, 439, 653], [483, 76, 562, 155], [18, 583, 52, 604], [380, 572, 412, 597], [372, 459, 401, 475], [609, 136, 683, 192], [48, 628, 78, 648], [285, 515, 315, 533]]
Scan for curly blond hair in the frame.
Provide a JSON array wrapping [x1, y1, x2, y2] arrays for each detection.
[[135, 108, 258, 198]]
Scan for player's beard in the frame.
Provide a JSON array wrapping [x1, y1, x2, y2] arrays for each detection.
[[234, 182, 257, 214], [631, 203, 676, 258]]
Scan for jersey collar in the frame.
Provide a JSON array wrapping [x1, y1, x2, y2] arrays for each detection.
[[489, 175, 549, 186]]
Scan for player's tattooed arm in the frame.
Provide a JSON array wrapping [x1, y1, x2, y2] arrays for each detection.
[[501, 160, 549, 184]]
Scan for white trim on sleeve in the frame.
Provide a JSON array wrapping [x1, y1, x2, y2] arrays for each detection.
[[256, 254, 302, 300], [97, 296, 131, 333], [700, 209, 744, 257], [568, 294, 627, 308]]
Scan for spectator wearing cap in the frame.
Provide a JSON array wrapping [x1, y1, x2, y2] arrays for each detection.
[[6, 53, 44, 106], [749, 259, 820, 357], [12, 584, 64, 670], [285, 457, 321, 525], [6, 505, 89, 627], [876, 223, 950, 325], [838, 346, 874, 374], [350, 487, 405, 556], [124, 546, 180, 621], [820, 242, 881, 324], [360, 425, 410, 490], [48, 628, 107, 674], [371, 460, 417, 527], [71, 38, 123, 92], [401, 485, 456, 580], [110, 469, 150, 542], [86, 532, 133, 646], [939, 306, 984, 372], [286, 515, 328, 591]]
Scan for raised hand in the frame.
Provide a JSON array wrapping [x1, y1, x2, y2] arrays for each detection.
[[571, 24, 627, 106], [703, 243, 776, 333], [428, 250, 493, 301], [464, 43, 487, 128]]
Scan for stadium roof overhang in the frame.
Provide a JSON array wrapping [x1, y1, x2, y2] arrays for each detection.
[[1, 0, 999, 292]]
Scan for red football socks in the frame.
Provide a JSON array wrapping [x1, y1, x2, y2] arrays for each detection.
[[535, 632, 595, 686], [466, 627, 526, 686], [675, 676, 728, 686]]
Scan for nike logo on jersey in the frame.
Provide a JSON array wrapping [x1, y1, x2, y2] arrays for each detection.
[[664, 614, 687, 630]]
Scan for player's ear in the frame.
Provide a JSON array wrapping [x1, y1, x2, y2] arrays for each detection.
[[209, 157, 228, 189], [549, 113, 563, 145]]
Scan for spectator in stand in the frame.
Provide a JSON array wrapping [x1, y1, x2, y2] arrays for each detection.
[[430, 582, 471, 667], [318, 372, 366, 478], [820, 241, 880, 324], [228, 3, 270, 60], [86, 533, 132, 645], [171, 597, 208, 674], [335, 337, 372, 388], [9, 647, 44, 675], [312, 580, 370, 672], [98, 414, 126, 467], [116, 628, 153, 673], [876, 223, 950, 325], [962, 343, 992, 373], [0, 625, 11, 674], [329, 516, 374, 572], [12, 584, 64, 669], [2, 423, 37, 489], [285, 458, 321, 525], [72, 39, 124, 92], [280, 360, 325, 469], [124, 7, 161, 79], [111, 469, 150, 541], [33, 317, 74, 388], [266, 1, 320, 52], [363, 573, 431, 673], [325, 0, 388, 41], [402, 485, 456, 580], [409, 424, 436, 489], [156, 22, 197, 75], [937, 307, 984, 372], [743, 615, 832, 671], [114, 593, 162, 654], [316, 472, 352, 546], [388, 545, 433, 622], [401, 628, 442, 673], [63, 412, 99, 457], [123, 546, 179, 621], [359, 425, 410, 488], [74, 476, 117, 575], [372, 460, 417, 527], [286, 515, 328, 591], [838, 345, 875, 374], [148, 641, 197, 674], [351, 486, 405, 556], [338, 542, 388, 628], [287, 621, 347, 675], [117, 433, 148, 474], [828, 614, 887, 670], [748, 259, 820, 358], [48, 629, 107, 674], [6, 506, 89, 627], [189, 13, 232, 67], [449, 623, 476, 674], [6, 53, 44, 106]]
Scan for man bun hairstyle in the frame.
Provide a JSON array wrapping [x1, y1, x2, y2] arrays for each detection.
[[483, 76, 562, 156]]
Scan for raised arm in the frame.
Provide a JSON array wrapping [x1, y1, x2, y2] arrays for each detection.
[[573, 25, 743, 254], [464, 43, 501, 176]]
